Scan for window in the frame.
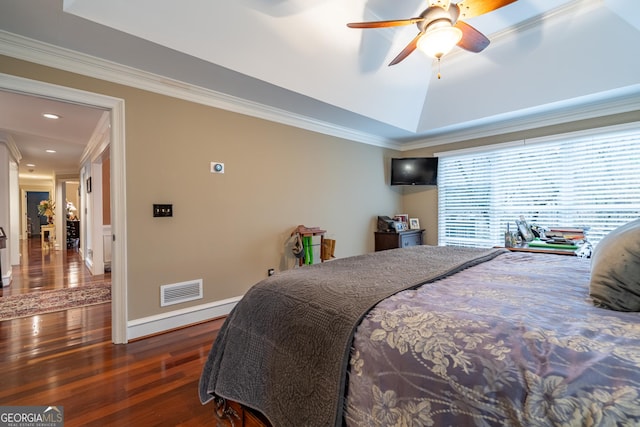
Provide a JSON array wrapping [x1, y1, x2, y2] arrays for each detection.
[[437, 123, 640, 248]]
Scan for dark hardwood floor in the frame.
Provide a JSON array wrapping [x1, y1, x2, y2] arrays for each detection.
[[0, 238, 223, 426], [1, 237, 110, 297]]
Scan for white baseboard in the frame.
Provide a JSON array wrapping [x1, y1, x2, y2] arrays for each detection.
[[126, 296, 241, 341], [1, 270, 11, 287]]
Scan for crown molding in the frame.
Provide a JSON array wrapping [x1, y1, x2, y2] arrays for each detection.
[[0, 30, 399, 150], [80, 111, 111, 167], [0, 131, 22, 163], [401, 84, 640, 151]]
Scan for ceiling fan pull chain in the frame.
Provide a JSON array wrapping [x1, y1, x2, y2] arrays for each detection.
[[437, 57, 442, 79]]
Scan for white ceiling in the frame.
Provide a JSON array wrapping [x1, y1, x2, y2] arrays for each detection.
[[0, 91, 105, 178], [1, 0, 639, 178]]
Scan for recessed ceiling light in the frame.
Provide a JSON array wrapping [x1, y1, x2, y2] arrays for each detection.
[[46, 149, 56, 153], [43, 113, 60, 119], [26, 163, 35, 167]]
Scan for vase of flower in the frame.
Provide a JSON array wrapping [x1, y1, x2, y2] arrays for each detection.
[[38, 199, 56, 223]]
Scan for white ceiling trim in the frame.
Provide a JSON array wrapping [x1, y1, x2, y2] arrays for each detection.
[[0, 30, 400, 150], [435, 121, 640, 158], [80, 111, 111, 167], [0, 131, 21, 163], [401, 84, 640, 150]]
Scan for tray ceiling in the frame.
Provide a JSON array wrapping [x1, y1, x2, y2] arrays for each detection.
[[1, 0, 639, 176]]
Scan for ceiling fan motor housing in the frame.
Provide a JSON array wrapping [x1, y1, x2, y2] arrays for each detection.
[[417, 4, 460, 32], [346, 0, 507, 65]]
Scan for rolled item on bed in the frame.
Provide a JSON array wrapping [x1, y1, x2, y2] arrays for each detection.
[[198, 245, 506, 427]]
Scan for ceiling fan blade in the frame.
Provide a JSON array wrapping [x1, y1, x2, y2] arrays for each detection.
[[455, 20, 490, 52], [389, 32, 424, 66], [456, 0, 517, 20], [347, 18, 424, 29]]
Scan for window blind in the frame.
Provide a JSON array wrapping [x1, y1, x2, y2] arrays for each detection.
[[437, 124, 640, 248]]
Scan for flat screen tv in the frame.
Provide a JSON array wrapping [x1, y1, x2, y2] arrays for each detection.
[[390, 157, 438, 186]]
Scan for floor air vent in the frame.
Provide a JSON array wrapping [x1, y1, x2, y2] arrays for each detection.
[[160, 279, 203, 307]]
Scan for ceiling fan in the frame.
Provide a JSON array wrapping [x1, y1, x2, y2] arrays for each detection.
[[347, 0, 517, 67]]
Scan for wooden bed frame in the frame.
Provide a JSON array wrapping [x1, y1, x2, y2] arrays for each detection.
[[213, 397, 271, 427]]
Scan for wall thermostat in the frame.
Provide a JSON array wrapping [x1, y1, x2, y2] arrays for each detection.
[[211, 162, 224, 174]]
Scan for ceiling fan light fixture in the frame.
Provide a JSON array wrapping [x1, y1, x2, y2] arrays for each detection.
[[417, 25, 463, 59]]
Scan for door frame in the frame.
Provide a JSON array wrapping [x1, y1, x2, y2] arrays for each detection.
[[1, 73, 128, 344], [24, 190, 50, 239]]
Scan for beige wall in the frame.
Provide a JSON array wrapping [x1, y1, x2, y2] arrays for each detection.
[[2, 56, 402, 319], [402, 111, 640, 245]]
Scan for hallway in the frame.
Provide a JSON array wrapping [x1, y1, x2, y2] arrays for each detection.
[[0, 237, 110, 297]]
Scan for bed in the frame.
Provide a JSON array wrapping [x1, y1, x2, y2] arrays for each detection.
[[199, 220, 640, 426]]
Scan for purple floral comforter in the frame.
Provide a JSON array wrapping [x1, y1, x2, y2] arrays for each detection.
[[345, 251, 640, 426]]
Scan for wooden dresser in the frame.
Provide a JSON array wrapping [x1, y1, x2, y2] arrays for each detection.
[[374, 229, 424, 251]]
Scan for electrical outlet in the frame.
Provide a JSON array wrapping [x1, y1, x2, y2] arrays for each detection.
[[267, 268, 275, 276]]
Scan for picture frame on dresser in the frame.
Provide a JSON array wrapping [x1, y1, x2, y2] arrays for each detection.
[[394, 214, 409, 225], [409, 218, 420, 230]]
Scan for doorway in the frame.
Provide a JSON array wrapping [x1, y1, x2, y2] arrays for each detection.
[[1, 73, 127, 344], [26, 191, 49, 238]]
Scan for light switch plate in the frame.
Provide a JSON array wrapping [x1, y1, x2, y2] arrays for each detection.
[[153, 204, 173, 217]]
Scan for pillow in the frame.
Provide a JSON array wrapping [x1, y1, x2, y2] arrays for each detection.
[[589, 218, 640, 311]]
